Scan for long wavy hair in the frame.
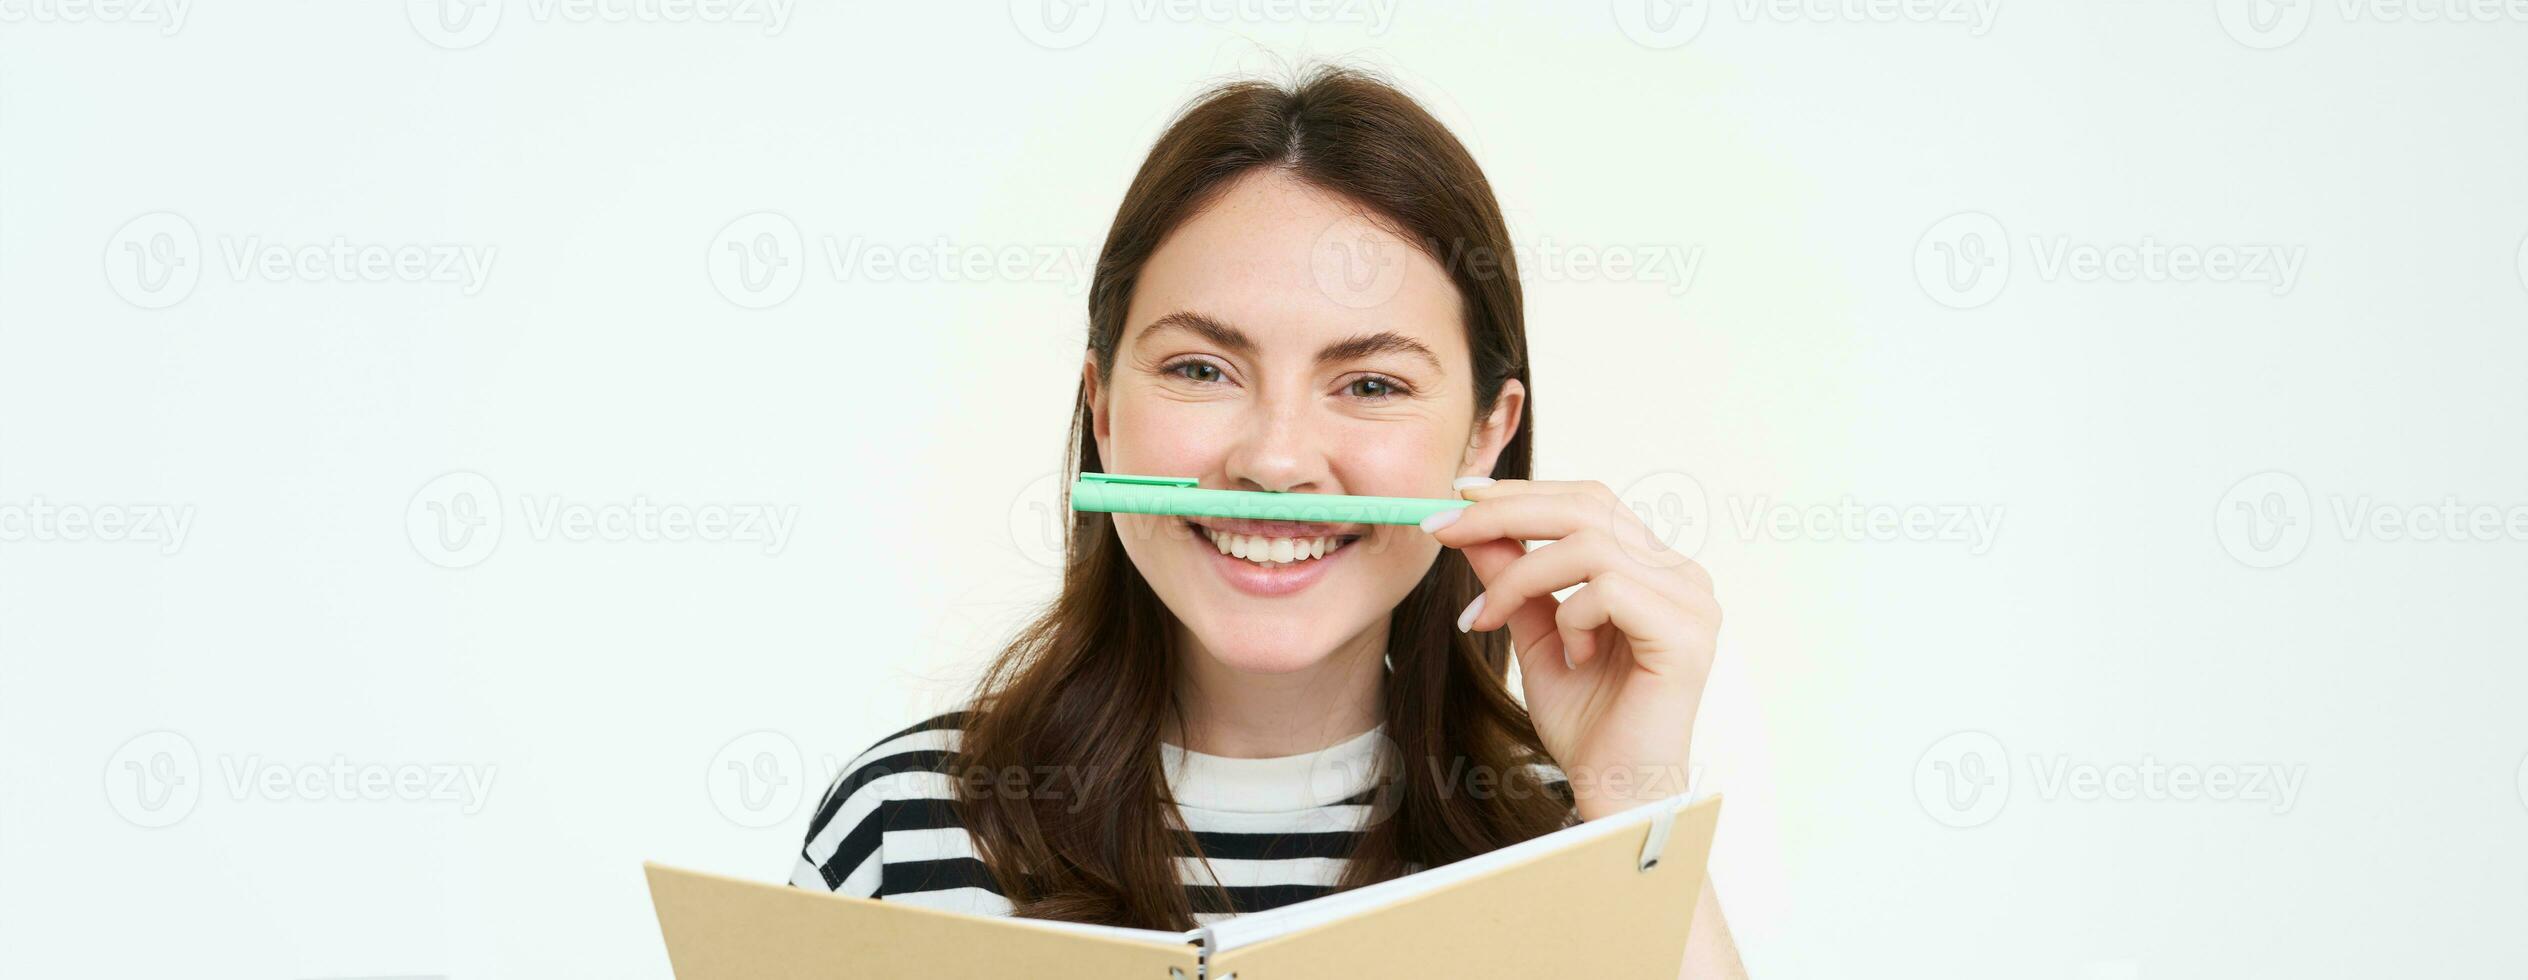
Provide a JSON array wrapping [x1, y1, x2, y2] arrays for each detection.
[[950, 65, 1570, 930]]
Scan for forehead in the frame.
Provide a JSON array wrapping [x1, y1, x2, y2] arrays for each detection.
[[1121, 170, 1466, 363]]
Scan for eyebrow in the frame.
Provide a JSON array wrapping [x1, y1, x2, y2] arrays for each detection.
[[1136, 311, 1443, 373]]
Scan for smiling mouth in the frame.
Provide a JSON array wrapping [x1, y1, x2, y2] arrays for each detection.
[[1181, 518, 1365, 567]]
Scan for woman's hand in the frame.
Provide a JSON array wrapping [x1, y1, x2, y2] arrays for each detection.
[[1421, 477, 1720, 821]]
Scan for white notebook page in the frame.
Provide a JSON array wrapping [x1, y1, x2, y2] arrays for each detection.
[[1198, 788, 1698, 954]]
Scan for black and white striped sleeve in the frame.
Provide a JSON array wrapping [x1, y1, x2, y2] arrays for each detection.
[[788, 712, 969, 898]]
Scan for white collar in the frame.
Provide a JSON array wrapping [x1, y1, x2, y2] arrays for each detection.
[[1160, 725, 1388, 814]]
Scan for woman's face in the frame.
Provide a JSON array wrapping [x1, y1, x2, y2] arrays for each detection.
[[1086, 170, 1523, 674]]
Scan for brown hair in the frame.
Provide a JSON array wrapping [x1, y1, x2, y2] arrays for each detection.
[[950, 65, 1567, 929]]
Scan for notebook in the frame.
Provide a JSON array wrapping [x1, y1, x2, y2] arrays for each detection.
[[646, 789, 1718, 979]]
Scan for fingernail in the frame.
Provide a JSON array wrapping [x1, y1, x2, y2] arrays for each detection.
[[1455, 593, 1486, 633], [1563, 646, 1575, 671], [1453, 476, 1495, 491], [1419, 508, 1463, 533]]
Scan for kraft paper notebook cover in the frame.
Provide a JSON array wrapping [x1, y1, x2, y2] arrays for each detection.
[[646, 790, 1719, 980]]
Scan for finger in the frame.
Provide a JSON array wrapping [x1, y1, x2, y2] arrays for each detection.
[[1426, 491, 1608, 549], [1553, 573, 1699, 674], [1455, 535, 1564, 671], [1457, 478, 1621, 503], [1557, 617, 1598, 674], [1435, 494, 1712, 603], [1465, 535, 1613, 633]]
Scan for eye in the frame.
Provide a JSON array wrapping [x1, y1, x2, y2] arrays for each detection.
[[1345, 374, 1410, 400], [1165, 358, 1226, 384]]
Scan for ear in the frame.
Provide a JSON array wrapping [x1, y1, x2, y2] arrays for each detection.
[[1460, 378, 1525, 479], [1082, 353, 1112, 463]]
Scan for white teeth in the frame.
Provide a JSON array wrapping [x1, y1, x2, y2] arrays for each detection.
[[1197, 527, 1347, 566]]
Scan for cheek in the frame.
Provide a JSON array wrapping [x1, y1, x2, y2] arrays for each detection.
[[1332, 420, 1468, 495], [1106, 394, 1233, 474]]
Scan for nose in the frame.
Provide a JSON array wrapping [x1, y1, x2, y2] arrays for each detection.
[[1220, 390, 1329, 494]]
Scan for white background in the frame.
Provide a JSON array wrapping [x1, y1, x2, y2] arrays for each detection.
[[5, 2, 2525, 977]]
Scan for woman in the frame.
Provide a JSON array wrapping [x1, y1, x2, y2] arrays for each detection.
[[792, 66, 1740, 973]]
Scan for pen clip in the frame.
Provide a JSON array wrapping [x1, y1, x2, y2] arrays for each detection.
[[1077, 472, 1200, 488]]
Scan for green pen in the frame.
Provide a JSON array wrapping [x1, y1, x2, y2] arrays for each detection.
[[1069, 472, 1471, 526]]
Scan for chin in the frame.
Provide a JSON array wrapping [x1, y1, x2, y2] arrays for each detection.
[[1183, 610, 1358, 674]]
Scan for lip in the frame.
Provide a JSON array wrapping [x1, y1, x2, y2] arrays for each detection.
[[1185, 515, 1370, 538], [1183, 518, 1361, 598]]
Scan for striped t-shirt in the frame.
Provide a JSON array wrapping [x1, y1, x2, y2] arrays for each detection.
[[788, 711, 1572, 924]]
